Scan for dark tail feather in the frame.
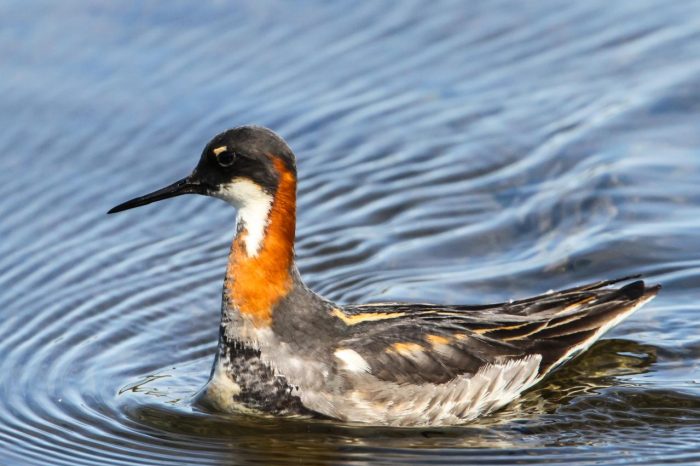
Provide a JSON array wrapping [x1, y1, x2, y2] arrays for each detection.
[[532, 280, 660, 375]]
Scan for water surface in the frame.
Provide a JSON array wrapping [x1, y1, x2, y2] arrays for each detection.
[[2, 1, 700, 464]]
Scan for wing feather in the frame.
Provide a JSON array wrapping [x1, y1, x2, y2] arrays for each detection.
[[333, 278, 659, 384]]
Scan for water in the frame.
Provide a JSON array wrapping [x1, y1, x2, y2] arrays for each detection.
[[1, 0, 700, 464]]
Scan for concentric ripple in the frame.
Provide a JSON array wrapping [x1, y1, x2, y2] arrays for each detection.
[[2, 0, 700, 464]]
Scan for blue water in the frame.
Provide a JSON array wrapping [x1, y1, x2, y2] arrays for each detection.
[[1, 1, 700, 464]]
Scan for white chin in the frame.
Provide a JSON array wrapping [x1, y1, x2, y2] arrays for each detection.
[[216, 178, 273, 257]]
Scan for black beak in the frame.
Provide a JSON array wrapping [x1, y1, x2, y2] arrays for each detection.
[[107, 176, 207, 214]]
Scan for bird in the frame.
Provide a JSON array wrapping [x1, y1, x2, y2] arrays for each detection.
[[108, 125, 660, 427]]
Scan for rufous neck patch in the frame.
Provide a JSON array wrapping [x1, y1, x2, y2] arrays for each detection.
[[224, 158, 296, 327]]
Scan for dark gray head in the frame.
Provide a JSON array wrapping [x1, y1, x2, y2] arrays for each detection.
[[108, 126, 297, 213]]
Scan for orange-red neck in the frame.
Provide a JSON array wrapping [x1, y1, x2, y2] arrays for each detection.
[[224, 159, 296, 327]]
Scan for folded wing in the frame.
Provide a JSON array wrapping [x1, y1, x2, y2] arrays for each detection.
[[333, 277, 660, 385]]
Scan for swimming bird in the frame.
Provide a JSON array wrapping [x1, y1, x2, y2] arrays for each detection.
[[108, 126, 660, 426]]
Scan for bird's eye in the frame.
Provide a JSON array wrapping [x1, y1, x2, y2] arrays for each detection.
[[217, 151, 236, 167]]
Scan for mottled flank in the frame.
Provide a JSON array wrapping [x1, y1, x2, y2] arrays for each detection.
[[199, 331, 312, 416], [330, 355, 544, 426]]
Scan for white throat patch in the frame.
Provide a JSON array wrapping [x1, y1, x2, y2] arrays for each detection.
[[215, 178, 273, 256]]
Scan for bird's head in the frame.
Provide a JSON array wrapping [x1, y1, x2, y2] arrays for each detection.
[[108, 125, 296, 214]]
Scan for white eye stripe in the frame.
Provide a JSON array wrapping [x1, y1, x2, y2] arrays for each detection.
[[212, 146, 228, 155]]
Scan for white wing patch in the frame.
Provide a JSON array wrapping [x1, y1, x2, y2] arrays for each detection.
[[334, 349, 371, 373]]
